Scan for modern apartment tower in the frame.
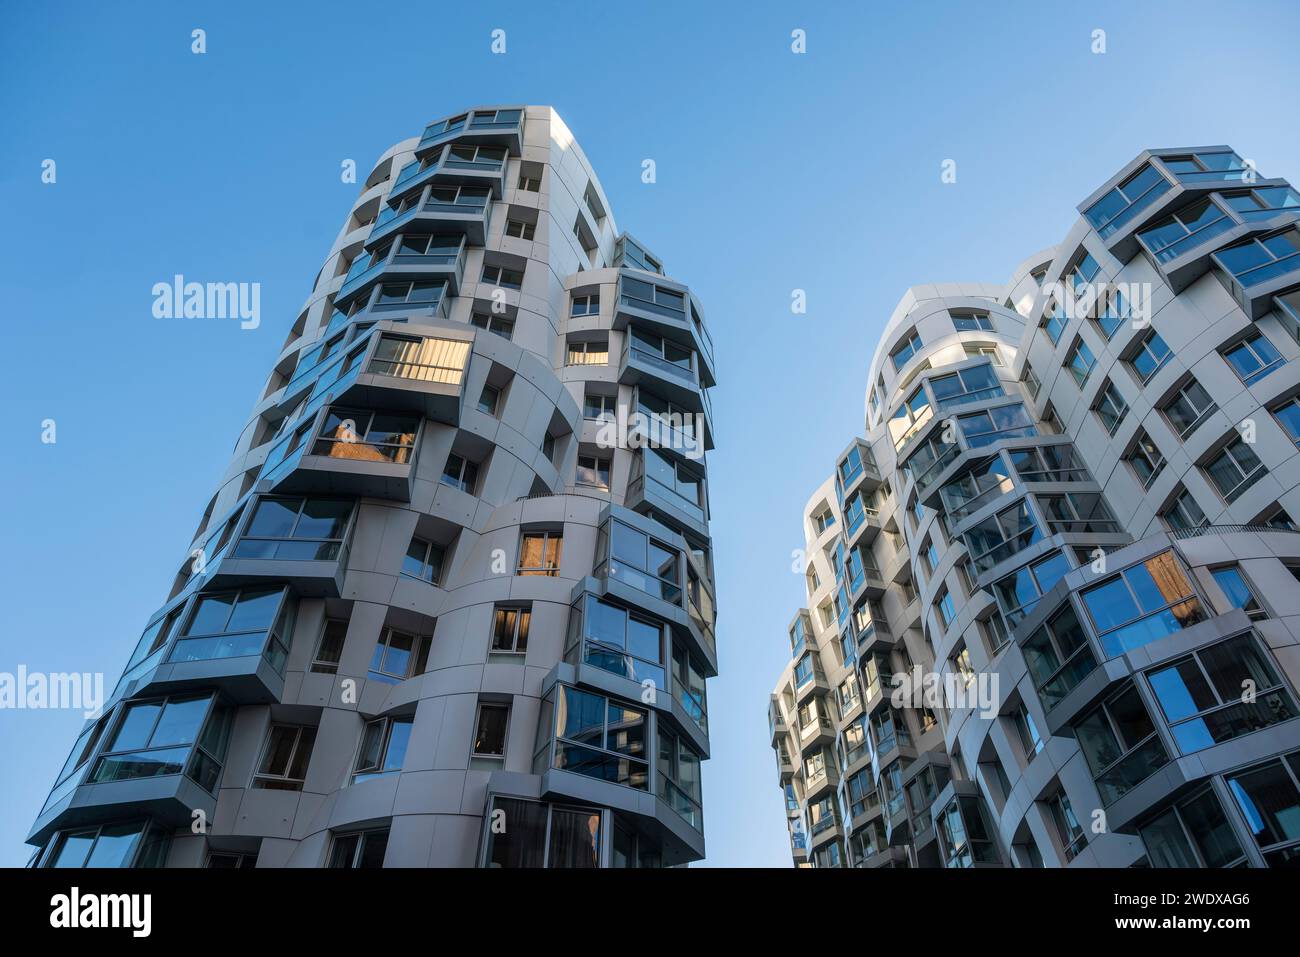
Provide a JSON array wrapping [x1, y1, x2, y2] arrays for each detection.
[[28, 106, 717, 868], [770, 146, 1300, 869]]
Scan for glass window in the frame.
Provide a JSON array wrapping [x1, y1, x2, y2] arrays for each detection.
[[1222, 332, 1285, 386], [1227, 754, 1300, 866], [1074, 682, 1168, 804], [518, 531, 562, 576], [328, 828, 389, 868], [491, 605, 531, 654], [1148, 634, 1294, 752], [352, 717, 412, 781], [1065, 338, 1097, 388], [401, 536, 444, 584], [1081, 552, 1205, 656], [1211, 567, 1265, 620], [1203, 436, 1265, 503], [1129, 329, 1172, 384], [473, 703, 510, 757], [1140, 787, 1245, 868], [252, 725, 317, 790], [549, 685, 648, 791], [1022, 603, 1096, 709]]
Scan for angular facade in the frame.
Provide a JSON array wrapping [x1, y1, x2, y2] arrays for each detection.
[[29, 106, 717, 868], [770, 146, 1300, 868]]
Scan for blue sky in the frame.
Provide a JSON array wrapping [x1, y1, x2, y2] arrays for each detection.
[[3, 0, 1299, 867]]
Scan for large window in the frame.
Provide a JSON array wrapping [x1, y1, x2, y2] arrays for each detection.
[[369, 333, 469, 385], [1008, 444, 1091, 483], [1147, 634, 1295, 753], [937, 796, 997, 867], [1036, 492, 1118, 534], [1022, 603, 1097, 709], [169, 587, 291, 673], [1139, 787, 1245, 868], [234, 496, 352, 561], [598, 519, 681, 603], [1213, 229, 1300, 289], [957, 404, 1037, 448], [1227, 751, 1300, 867], [352, 716, 412, 782], [1075, 682, 1168, 804], [1080, 551, 1205, 657], [1203, 435, 1266, 503], [543, 685, 648, 790], [573, 595, 665, 688], [483, 797, 602, 868], [659, 727, 703, 829], [964, 500, 1042, 573], [1085, 164, 1171, 238], [518, 531, 562, 576], [313, 408, 419, 464], [621, 276, 686, 319], [44, 820, 170, 869], [641, 446, 704, 515], [1138, 197, 1234, 264], [92, 694, 232, 794], [939, 454, 1014, 523], [930, 363, 1003, 411], [566, 338, 608, 365], [991, 550, 1071, 625]]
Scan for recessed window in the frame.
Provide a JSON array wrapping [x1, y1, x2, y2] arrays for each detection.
[[472, 702, 510, 757], [471, 312, 514, 340], [1046, 791, 1087, 861], [1093, 379, 1129, 435], [481, 265, 523, 293], [1203, 435, 1266, 503], [518, 531, 563, 576], [491, 605, 531, 654], [566, 339, 608, 365], [1064, 338, 1097, 388], [311, 618, 349, 674], [951, 311, 993, 332], [571, 293, 600, 316], [1163, 486, 1208, 531], [367, 629, 429, 683], [1210, 566, 1266, 620], [504, 219, 535, 240], [328, 828, 389, 868], [1162, 378, 1218, 440], [890, 330, 923, 371], [583, 392, 616, 421], [441, 453, 479, 494], [401, 536, 444, 584], [352, 717, 412, 781], [1128, 329, 1172, 384], [1126, 431, 1167, 490], [1222, 331, 1286, 386], [1012, 702, 1045, 759], [576, 453, 611, 489], [477, 384, 501, 416], [252, 725, 317, 791]]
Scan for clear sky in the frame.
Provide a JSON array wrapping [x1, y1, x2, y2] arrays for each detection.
[[3, 0, 1299, 867]]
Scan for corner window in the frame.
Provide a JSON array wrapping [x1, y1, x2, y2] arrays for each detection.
[[1080, 551, 1205, 657], [1074, 682, 1167, 804]]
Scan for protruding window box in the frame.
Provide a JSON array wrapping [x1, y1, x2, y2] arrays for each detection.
[[613, 273, 716, 388], [367, 189, 493, 250], [27, 693, 232, 847], [347, 277, 455, 329], [1212, 227, 1300, 319], [530, 683, 706, 863], [619, 340, 715, 451], [337, 235, 467, 306], [259, 404, 424, 503], [332, 326, 472, 425], [625, 446, 710, 542], [415, 106, 524, 158], [387, 143, 508, 207]]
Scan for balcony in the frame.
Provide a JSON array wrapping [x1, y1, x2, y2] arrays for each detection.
[[366, 187, 493, 249], [258, 404, 423, 503], [619, 341, 715, 448], [333, 324, 472, 424], [337, 235, 467, 306], [415, 106, 525, 158], [387, 143, 508, 206], [27, 693, 232, 847]]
